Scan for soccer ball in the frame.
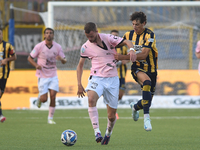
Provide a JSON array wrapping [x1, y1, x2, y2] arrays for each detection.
[[61, 129, 77, 146]]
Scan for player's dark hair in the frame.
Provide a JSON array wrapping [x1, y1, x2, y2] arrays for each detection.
[[110, 30, 119, 34], [0, 28, 2, 31], [130, 11, 147, 24], [44, 27, 54, 34], [84, 22, 97, 34]]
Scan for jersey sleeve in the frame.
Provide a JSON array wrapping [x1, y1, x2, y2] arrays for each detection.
[[80, 44, 88, 58], [30, 44, 40, 58], [196, 41, 200, 53], [143, 32, 156, 49], [108, 34, 124, 47], [123, 32, 129, 40]]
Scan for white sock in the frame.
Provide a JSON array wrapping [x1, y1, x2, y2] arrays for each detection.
[[144, 114, 150, 119], [48, 117, 53, 120], [94, 128, 101, 135], [106, 129, 112, 136]]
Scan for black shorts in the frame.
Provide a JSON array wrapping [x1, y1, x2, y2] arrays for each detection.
[[119, 77, 126, 90], [131, 69, 157, 95], [0, 79, 7, 94]]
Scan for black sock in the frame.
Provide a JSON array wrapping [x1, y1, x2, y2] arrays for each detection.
[[0, 101, 2, 116]]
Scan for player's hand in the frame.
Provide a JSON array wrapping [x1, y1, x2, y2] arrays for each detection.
[[36, 65, 42, 70], [77, 84, 86, 98], [0, 59, 8, 66], [128, 50, 137, 62], [56, 56, 62, 60]]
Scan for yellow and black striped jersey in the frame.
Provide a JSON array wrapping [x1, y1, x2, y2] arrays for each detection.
[[123, 28, 158, 73], [116, 46, 127, 78], [0, 40, 15, 79]]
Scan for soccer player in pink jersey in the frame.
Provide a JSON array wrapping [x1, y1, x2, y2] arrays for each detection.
[[195, 40, 200, 74], [28, 28, 66, 124], [77, 22, 136, 145]]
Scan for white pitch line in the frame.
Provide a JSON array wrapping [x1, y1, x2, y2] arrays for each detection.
[[54, 116, 200, 120], [9, 116, 199, 120]]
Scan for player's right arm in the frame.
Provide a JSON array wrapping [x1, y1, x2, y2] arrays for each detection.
[[27, 55, 42, 70], [77, 57, 86, 98]]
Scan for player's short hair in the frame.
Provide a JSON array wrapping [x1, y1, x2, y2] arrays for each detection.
[[44, 28, 54, 34], [130, 11, 147, 24], [0, 28, 2, 32], [84, 22, 97, 34], [110, 30, 119, 34]]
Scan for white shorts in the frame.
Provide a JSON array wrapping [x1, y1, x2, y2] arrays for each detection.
[[85, 76, 119, 109], [38, 76, 59, 96]]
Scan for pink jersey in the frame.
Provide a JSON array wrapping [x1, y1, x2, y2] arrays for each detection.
[[80, 33, 124, 77], [30, 41, 65, 78], [196, 41, 200, 73]]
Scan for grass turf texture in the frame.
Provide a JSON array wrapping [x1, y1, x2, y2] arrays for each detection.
[[0, 109, 200, 150]]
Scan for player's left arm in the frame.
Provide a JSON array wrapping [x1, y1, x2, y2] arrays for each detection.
[[1, 45, 17, 66], [135, 47, 150, 60], [56, 55, 67, 64], [57, 46, 67, 64]]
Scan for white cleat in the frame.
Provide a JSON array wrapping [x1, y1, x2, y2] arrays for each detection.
[[36, 98, 41, 108], [48, 119, 56, 124], [0, 115, 6, 123], [144, 117, 152, 131], [130, 102, 139, 121]]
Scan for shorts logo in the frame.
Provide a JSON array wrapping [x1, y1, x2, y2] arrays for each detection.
[[142, 100, 148, 105], [91, 82, 98, 89]]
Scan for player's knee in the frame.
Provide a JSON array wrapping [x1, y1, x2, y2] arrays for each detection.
[[108, 115, 116, 122], [50, 94, 56, 101], [40, 96, 48, 103], [143, 80, 151, 91], [88, 97, 97, 107], [143, 80, 151, 86]]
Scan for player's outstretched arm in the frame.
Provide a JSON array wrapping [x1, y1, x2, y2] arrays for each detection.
[[114, 53, 130, 60]]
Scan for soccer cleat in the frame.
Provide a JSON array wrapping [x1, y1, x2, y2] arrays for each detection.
[[0, 115, 6, 123], [144, 117, 152, 131], [48, 119, 56, 124], [36, 98, 41, 108], [130, 102, 139, 121], [101, 134, 110, 145], [95, 132, 103, 143]]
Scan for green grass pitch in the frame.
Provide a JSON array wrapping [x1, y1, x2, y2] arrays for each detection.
[[0, 109, 200, 150]]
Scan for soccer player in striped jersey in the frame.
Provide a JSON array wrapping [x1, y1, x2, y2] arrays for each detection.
[[114, 11, 158, 131], [28, 28, 67, 124], [77, 22, 136, 145], [110, 30, 129, 119], [0, 28, 17, 123]]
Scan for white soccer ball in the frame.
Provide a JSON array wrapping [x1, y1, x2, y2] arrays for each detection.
[[61, 129, 77, 146]]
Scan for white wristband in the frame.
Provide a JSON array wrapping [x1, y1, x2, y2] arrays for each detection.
[[129, 48, 135, 52]]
